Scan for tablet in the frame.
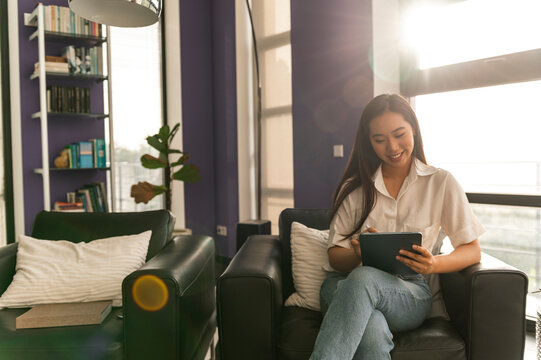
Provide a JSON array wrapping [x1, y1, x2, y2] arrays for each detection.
[[358, 232, 422, 277]]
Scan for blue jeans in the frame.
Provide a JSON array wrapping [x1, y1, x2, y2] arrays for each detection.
[[309, 266, 432, 360]]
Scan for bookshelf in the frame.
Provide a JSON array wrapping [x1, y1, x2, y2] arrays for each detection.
[[25, 3, 116, 212]]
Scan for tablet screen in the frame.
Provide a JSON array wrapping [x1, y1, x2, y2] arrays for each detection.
[[358, 232, 422, 277]]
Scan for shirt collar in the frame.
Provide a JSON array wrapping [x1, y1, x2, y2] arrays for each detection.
[[373, 157, 437, 198]]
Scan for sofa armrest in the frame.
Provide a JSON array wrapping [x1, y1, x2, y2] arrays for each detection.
[[0, 244, 17, 296], [440, 253, 528, 360], [217, 235, 283, 360], [122, 234, 216, 360]]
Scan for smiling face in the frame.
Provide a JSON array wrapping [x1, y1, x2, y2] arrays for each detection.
[[368, 110, 415, 172]]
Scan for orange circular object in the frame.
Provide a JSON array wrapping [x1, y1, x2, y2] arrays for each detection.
[[132, 274, 169, 311]]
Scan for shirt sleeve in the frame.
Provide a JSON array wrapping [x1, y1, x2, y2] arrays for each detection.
[[328, 191, 358, 250], [440, 172, 485, 248]]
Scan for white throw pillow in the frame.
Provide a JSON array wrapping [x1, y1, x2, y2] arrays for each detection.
[[0, 231, 152, 308], [285, 221, 329, 311]]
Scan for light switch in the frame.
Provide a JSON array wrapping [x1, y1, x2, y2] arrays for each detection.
[[333, 145, 344, 158]]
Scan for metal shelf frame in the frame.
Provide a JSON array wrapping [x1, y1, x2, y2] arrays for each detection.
[[26, 3, 115, 211]]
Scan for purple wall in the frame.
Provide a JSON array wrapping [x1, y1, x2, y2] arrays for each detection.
[[291, 0, 374, 209], [212, 1, 238, 258], [180, 0, 239, 258], [18, 0, 107, 234], [179, 0, 216, 243], [180, 0, 374, 258]]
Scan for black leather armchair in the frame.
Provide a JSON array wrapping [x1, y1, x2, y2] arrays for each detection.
[[217, 208, 528, 360], [0, 210, 216, 360]]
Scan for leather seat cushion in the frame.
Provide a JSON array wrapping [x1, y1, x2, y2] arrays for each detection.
[[278, 307, 466, 360], [0, 307, 124, 360]]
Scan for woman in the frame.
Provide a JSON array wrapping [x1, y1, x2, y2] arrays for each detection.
[[310, 94, 484, 360]]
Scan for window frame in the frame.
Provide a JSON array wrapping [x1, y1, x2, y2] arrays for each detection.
[[252, 1, 294, 234], [0, 0, 15, 244], [399, 4, 541, 210]]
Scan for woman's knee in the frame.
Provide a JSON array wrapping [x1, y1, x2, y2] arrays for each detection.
[[344, 266, 387, 291]]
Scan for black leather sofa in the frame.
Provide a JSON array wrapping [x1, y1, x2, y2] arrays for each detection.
[[217, 208, 528, 360], [0, 210, 216, 360]]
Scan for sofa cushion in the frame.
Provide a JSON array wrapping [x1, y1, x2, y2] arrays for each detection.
[[278, 209, 330, 301], [285, 222, 329, 311], [391, 317, 466, 360], [278, 307, 466, 360], [0, 231, 151, 308], [0, 307, 124, 359], [31, 210, 175, 261], [279, 306, 322, 360]]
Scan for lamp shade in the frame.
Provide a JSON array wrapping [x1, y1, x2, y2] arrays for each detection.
[[69, 0, 161, 27]]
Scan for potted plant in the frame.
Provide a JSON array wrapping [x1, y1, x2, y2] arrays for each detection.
[[130, 123, 200, 210]]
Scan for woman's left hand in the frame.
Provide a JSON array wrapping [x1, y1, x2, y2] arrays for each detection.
[[396, 245, 438, 275]]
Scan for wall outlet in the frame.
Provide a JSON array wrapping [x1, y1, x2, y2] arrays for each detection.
[[217, 225, 227, 236]]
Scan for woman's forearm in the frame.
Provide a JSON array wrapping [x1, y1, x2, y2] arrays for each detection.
[[433, 239, 481, 273], [328, 246, 361, 272]]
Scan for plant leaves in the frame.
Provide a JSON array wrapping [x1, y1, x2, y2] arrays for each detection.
[[141, 154, 167, 169], [130, 182, 166, 204], [172, 164, 200, 182], [170, 154, 189, 167], [166, 149, 182, 155], [146, 134, 166, 153], [169, 123, 180, 143], [158, 124, 170, 143]]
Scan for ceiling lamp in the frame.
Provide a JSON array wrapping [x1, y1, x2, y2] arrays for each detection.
[[69, 0, 161, 27]]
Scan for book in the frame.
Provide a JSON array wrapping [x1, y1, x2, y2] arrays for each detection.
[[45, 55, 67, 63], [53, 201, 85, 212], [77, 188, 94, 212], [84, 185, 101, 212], [16, 301, 112, 329], [33, 61, 70, 74], [97, 182, 109, 212], [91, 138, 106, 168], [78, 141, 93, 168]]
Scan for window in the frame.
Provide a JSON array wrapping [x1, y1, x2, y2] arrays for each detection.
[[401, 0, 541, 319], [253, 0, 294, 234], [109, 23, 164, 212]]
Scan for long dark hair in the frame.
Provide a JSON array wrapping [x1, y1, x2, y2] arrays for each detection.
[[329, 94, 427, 239]]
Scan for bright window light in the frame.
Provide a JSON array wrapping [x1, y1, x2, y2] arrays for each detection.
[[416, 81, 541, 195], [402, 0, 541, 69]]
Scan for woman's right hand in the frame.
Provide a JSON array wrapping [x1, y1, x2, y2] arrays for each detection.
[[350, 227, 379, 261]]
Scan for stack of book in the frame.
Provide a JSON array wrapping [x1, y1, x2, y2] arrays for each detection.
[[76, 182, 108, 213], [60, 139, 106, 169], [46, 85, 90, 113], [36, 4, 102, 37], [55, 182, 108, 213], [53, 201, 85, 212], [34, 55, 69, 74]]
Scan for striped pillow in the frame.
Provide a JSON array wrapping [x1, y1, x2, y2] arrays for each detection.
[[0, 231, 152, 308], [285, 222, 329, 311]]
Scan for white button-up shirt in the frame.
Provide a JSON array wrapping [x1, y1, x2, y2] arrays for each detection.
[[327, 157, 485, 318]]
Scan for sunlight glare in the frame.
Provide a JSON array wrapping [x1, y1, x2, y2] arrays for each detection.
[[402, 0, 541, 69]]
